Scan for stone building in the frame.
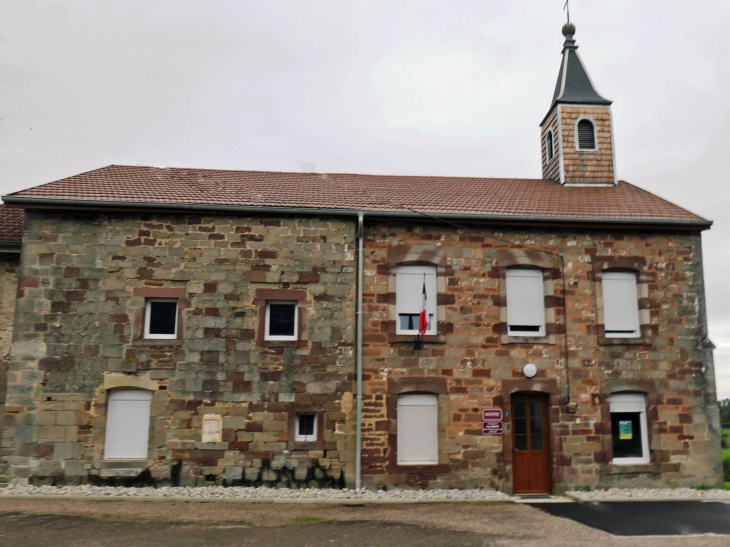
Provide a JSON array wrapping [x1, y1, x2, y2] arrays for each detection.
[[0, 206, 23, 477], [0, 24, 723, 492]]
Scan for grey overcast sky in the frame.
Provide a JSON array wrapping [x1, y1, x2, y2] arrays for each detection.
[[2, 1, 729, 396]]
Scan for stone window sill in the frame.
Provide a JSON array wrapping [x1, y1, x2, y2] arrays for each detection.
[[598, 336, 651, 346], [385, 464, 450, 475], [287, 440, 324, 451], [501, 334, 557, 345], [96, 460, 148, 469], [388, 334, 446, 345], [604, 462, 661, 475], [131, 339, 184, 348]]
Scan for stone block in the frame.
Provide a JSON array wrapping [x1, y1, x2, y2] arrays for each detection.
[[223, 467, 243, 480]]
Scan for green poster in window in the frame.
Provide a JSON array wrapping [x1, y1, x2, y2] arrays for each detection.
[[619, 420, 633, 440]]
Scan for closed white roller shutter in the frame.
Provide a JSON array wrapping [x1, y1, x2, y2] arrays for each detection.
[[396, 265, 437, 334], [602, 272, 640, 337], [397, 393, 438, 465], [104, 390, 153, 460], [506, 268, 545, 335]]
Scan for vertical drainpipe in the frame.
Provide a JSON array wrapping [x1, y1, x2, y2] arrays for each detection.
[[355, 212, 364, 490]]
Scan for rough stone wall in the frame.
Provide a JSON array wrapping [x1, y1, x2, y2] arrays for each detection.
[[3, 212, 357, 486], [541, 108, 561, 182], [560, 105, 615, 184], [360, 220, 722, 491], [0, 254, 20, 473]]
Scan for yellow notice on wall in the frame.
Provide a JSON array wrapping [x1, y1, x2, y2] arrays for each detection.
[[202, 414, 223, 443]]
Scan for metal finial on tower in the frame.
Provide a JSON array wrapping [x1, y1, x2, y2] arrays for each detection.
[[562, 0, 576, 40]]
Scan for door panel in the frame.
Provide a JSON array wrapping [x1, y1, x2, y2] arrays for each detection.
[[512, 395, 551, 494]]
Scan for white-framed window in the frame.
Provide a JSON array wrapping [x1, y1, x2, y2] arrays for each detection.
[[609, 393, 650, 465], [397, 393, 438, 465], [144, 298, 179, 339], [546, 129, 554, 162], [295, 412, 317, 442], [104, 390, 153, 460], [602, 271, 640, 338], [265, 301, 298, 341], [576, 118, 597, 150], [396, 264, 437, 335], [506, 268, 546, 337]]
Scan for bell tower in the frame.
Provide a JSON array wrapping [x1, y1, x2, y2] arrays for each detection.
[[540, 23, 616, 185]]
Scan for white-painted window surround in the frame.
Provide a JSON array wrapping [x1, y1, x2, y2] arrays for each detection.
[[609, 393, 650, 465], [396, 264, 437, 335], [295, 412, 317, 442], [144, 298, 178, 339], [546, 129, 554, 162], [506, 268, 546, 336], [265, 301, 298, 341], [602, 271, 641, 338], [397, 393, 438, 465], [576, 118, 597, 150]]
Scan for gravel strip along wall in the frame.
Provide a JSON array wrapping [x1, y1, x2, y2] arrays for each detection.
[[0, 484, 511, 502]]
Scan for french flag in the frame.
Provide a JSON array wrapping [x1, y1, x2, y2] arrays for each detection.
[[418, 275, 429, 335]]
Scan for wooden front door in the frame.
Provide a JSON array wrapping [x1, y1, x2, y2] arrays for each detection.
[[511, 394, 552, 494]]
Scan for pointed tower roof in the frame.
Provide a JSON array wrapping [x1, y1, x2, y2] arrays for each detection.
[[546, 23, 611, 117]]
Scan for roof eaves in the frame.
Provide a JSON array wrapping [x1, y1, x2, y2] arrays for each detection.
[[2, 196, 713, 229]]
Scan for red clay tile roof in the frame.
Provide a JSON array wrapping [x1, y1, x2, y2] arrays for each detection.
[[0, 205, 24, 245], [3, 165, 708, 225]]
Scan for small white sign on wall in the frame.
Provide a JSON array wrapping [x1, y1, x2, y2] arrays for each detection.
[[202, 414, 223, 443]]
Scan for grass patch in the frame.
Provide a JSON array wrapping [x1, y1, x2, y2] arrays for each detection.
[[726, 482, 730, 491], [291, 517, 321, 523], [102, 514, 124, 519]]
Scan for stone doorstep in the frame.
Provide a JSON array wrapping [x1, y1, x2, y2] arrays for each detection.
[[514, 496, 574, 504], [565, 492, 730, 503], [0, 493, 516, 505]]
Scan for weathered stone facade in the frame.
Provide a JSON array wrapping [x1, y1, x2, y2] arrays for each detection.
[[359, 220, 722, 492], [2, 212, 357, 486], [0, 253, 20, 474]]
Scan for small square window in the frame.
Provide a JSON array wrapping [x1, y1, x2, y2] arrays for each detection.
[[265, 301, 298, 341], [295, 412, 317, 442], [144, 299, 178, 339]]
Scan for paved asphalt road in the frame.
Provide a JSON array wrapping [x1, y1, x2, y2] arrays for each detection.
[[1, 498, 729, 546], [530, 501, 730, 536]]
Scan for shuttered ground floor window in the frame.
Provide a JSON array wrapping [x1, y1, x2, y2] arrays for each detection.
[[397, 393, 438, 465], [104, 390, 153, 460]]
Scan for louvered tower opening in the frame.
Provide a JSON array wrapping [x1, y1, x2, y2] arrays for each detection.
[[577, 120, 596, 150]]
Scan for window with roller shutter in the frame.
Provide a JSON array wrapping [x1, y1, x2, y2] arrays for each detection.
[[602, 271, 640, 338], [397, 393, 438, 465], [395, 264, 437, 335], [506, 268, 546, 336], [104, 390, 152, 460]]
